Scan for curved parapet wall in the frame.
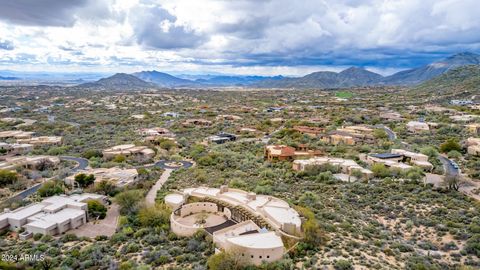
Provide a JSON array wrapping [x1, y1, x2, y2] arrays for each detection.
[[225, 231, 285, 265], [171, 202, 225, 237], [171, 212, 201, 237], [176, 186, 302, 238], [180, 202, 217, 217]]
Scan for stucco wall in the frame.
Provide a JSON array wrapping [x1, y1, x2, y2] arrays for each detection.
[[180, 202, 217, 217], [223, 240, 284, 265]]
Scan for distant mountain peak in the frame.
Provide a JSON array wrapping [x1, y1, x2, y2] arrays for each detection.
[[78, 73, 154, 90], [132, 70, 193, 87], [439, 51, 480, 65]]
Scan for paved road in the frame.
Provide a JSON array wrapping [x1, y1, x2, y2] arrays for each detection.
[[375, 125, 397, 140], [438, 155, 460, 176], [59, 156, 89, 172], [3, 183, 43, 203], [2, 156, 89, 204], [146, 169, 172, 205], [153, 160, 193, 170]]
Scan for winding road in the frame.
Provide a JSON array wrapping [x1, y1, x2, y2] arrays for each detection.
[[2, 156, 90, 204], [60, 156, 89, 172]]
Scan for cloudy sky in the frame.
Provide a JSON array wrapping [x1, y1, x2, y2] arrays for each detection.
[[0, 0, 479, 76]]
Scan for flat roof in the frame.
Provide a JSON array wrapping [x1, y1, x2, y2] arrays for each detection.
[[263, 206, 302, 227], [371, 153, 403, 159], [165, 193, 185, 205], [27, 208, 84, 229], [0, 204, 45, 221], [227, 231, 284, 249]]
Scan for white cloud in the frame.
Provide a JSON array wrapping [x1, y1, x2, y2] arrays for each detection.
[[0, 0, 478, 75]]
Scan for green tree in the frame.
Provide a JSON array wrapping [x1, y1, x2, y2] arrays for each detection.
[[38, 180, 64, 197], [439, 138, 461, 153], [447, 150, 462, 159], [113, 154, 126, 163], [0, 169, 18, 186], [115, 190, 143, 214], [74, 173, 95, 188], [95, 180, 116, 196], [87, 200, 107, 219], [373, 129, 388, 140], [158, 138, 176, 151], [137, 204, 170, 228], [420, 146, 438, 158], [207, 251, 246, 270]]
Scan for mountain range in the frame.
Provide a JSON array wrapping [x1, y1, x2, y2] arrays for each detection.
[[0, 75, 18, 80], [71, 52, 480, 90], [79, 73, 156, 90], [413, 64, 480, 99]]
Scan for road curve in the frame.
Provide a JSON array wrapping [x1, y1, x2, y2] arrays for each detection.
[[438, 155, 460, 176], [375, 125, 397, 140], [59, 156, 89, 172]]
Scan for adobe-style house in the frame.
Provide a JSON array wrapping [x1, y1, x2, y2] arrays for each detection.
[[165, 186, 302, 265], [17, 136, 63, 147], [364, 149, 433, 171], [292, 156, 373, 180], [0, 156, 60, 171], [321, 125, 375, 145], [65, 167, 139, 188], [292, 126, 325, 137], [182, 118, 213, 127], [406, 121, 429, 133], [264, 144, 322, 162], [0, 142, 33, 155], [138, 127, 176, 145], [102, 144, 155, 160], [0, 130, 35, 140]]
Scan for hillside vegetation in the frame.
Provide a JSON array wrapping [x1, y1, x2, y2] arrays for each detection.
[[414, 65, 480, 96]]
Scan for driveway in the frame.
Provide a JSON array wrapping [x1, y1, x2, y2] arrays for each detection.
[[146, 169, 173, 205], [69, 203, 119, 238]]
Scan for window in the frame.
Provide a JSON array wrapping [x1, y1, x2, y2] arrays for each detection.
[[251, 255, 253, 258], [259, 256, 262, 259], [242, 253, 244, 256], [267, 256, 270, 258]]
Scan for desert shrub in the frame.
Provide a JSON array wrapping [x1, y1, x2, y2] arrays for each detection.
[[115, 189, 144, 214], [0, 170, 18, 186], [138, 203, 171, 228], [38, 180, 64, 197], [87, 200, 107, 219]]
